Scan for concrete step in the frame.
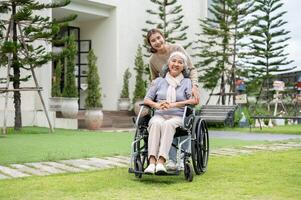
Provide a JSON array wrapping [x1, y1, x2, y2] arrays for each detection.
[[78, 110, 135, 129]]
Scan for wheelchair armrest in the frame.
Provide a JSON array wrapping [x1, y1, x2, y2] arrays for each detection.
[[183, 105, 195, 117], [138, 103, 152, 109], [135, 104, 154, 128], [182, 105, 195, 130]]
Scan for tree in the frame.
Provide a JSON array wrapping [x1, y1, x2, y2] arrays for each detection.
[[0, 0, 76, 130], [193, 0, 232, 105], [62, 35, 78, 98], [248, 0, 294, 110], [133, 45, 147, 104], [142, 0, 191, 53], [227, 0, 254, 104], [85, 49, 102, 108], [120, 68, 131, 99], [51, 60, 62, 97]]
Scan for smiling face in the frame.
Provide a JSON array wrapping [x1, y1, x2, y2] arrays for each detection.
[[149, 32, 166, 52], [168, 55, 185, 77]]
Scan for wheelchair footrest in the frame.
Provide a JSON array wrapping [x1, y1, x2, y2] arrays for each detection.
[[128, 168, 180, 176]]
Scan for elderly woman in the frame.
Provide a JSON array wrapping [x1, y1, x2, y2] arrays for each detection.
[[146, 28, 200, 169], [143, 51, 198, 174]]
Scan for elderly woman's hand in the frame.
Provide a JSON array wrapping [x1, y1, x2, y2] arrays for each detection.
[[159, 101, 170, 110]]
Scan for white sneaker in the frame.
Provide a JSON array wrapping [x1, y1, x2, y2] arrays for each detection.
[[144, 164, 155, 174], [155, 163, 167, 174], [166, 161, 177, 171]]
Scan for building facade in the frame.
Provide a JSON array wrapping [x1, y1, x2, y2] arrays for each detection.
[[0, 0, 209, 127]]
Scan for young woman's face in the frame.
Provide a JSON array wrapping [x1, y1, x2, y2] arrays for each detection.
[[149, 32, 165, 51], [168, 55, 184, 77]]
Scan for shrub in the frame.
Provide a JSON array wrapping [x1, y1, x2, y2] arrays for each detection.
[[132, 45, 147, 103], [85, 50, 102, 108], [120, 68, 131, 98], [51, 60, 62, 97], [62, 35, 78, 98]]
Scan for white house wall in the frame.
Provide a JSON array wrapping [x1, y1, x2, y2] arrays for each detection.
[[1, 0, 209, 128], [80, 8, 118, 110], [66, 0, 209, 110]]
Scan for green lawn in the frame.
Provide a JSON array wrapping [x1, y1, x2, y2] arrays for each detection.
[[0, 149, 300, 200], [212, 124, 301, 134], [0, 127, 269, 165]]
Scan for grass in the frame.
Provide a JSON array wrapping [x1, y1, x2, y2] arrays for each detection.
[[0, 149, 300, 200], [0, 127, 269, 165], [211, 124, 301, 134]]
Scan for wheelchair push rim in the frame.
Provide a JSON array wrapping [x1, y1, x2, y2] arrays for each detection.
[[191, 116, 209, 175], [130, 128, 149, 178]]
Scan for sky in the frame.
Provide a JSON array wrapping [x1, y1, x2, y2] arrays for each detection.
[[283, 0, 301, 71]]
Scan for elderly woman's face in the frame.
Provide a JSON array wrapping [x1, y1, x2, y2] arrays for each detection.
[[168, 55, 184, 77]]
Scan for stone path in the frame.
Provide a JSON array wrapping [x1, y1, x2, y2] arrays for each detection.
[[0, 142, 300, 180], [210, 131, 301, 141]]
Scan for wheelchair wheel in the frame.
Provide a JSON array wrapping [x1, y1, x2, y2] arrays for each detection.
[[134, 156, 143, 178], [184, 163, 193, 182], [191, 116, 209, 175], [133, 128, 149, 171]]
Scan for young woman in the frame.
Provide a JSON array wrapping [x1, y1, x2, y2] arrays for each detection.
[[143, 51, 198, 174], [146, 28, 200, 170]]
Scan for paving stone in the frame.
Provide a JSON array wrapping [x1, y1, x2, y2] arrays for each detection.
[[217, 148, 249, 154], [242, 146, 268, 150], [285, 143, 301, 147], [210, 150, 237, 156], [0, 166, 30, 178], [276, 143, 301, 147], [10, 164, 50, 176], [115, 155, 131, 161], [272, 144, 295, 149], [267, 146, 291, 151], [103, 157, 129, 165], [0, 173, 10, 180], [86, 158, 125, 167], [43, 162, 84, 173], [25, 163, 66, 174], [247, 146, 268, 151], [59, 159, 99, 170], [234, 149, 253, 154]]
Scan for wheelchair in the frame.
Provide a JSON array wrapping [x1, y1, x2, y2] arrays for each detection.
[[128, 104, 209, 182]]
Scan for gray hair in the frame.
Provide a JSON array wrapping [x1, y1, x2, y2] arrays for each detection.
[[168, 51, 188, 67]]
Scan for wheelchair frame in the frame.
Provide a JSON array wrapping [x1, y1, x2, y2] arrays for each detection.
[[128, 104, 209, 182]]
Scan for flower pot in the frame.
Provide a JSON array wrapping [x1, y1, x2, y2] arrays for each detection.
[[49, 97, 62, 111], [85, 109, 103, 130], [61, 97, 79, 118], [118, 98, 131, 111]]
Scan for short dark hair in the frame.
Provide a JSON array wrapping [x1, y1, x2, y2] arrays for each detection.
[[146, 29, 165, 53]]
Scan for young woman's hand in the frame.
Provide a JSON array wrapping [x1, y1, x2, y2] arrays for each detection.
[[187, 98, 198, 105], [192, 85, 200, 104]]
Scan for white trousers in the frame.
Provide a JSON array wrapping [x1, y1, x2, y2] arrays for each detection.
[[148, 115, 182, 160]]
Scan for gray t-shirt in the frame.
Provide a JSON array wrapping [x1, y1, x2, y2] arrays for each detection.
[[144, 77, 192, 116]]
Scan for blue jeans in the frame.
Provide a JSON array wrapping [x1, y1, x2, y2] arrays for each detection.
[[168, 136, 190, 163]]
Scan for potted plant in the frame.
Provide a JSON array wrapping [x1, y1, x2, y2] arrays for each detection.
[[61, 35, 78, 118], [49, 60, 63, 111], [118, 68, 131, 111], [84, 49, 103, 130], [132, 45, 147, 115]]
